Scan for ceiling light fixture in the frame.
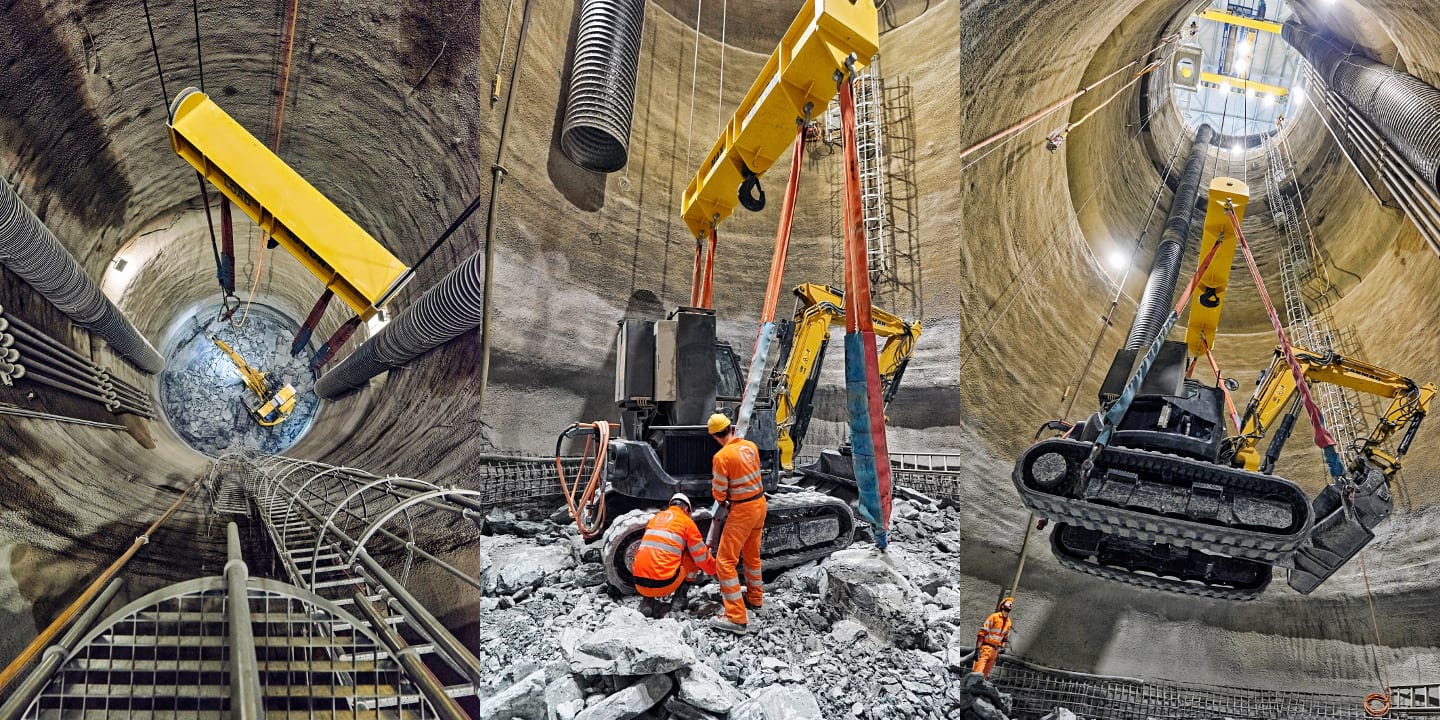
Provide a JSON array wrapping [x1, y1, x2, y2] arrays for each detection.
[[1107, 248, 1129, 272]]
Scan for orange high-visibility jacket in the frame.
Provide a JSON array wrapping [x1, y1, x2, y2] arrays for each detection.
[[977, 611, 1012, 648], [632, 508, 717, 581], [712, 436, 764, 503]]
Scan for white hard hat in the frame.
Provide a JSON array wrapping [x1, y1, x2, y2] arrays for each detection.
[[669, 493, 692, 510]]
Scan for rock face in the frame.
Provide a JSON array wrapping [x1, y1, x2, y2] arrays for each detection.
[[673, 661, 746, 714], [573, 674, 674, 720], [562, 607, 697, 676], [821, 547, 931, 649], [481, 535, 577, 596], [729, 685, 825, 720], [479, 667, 547, 720], [959, 671, 1013, 720]]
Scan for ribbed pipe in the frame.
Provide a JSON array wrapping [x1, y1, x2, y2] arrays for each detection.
[[559, 0, 645, 172], [1124, 124, 1216, 352], [0, 181, 164, 373], [1285, 22, 1440, 191], [315, 249, 487, 398]]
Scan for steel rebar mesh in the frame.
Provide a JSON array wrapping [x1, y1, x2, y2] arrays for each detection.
[[991, 660, 1412, 720]]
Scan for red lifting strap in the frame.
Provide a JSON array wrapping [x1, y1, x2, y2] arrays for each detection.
[[292, 288, 334, 356], [310, 315, 362, 371]]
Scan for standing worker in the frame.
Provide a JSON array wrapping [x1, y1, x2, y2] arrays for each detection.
[[706, 412, 767, 635], [973, 597, 1015, 678], [632, 493, 716, 618]]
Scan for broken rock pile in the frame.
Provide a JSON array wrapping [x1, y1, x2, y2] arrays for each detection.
[[477, 492, 969, 718]]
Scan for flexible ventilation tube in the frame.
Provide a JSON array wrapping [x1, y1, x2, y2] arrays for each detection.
[[1285, 22, 1440, 191], [559, 0, 645, 172], [0, 182, 164, 373], [315, 249, 487, 398], [1124, 124, 1216, 352]]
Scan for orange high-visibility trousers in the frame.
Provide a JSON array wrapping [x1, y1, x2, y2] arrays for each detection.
[[636, 553, 700, 599], [973, 644, 1000, 677], [716, 496, 767, 624]]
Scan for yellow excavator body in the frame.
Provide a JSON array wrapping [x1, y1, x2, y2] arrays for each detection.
[[210, 336, 298, 428]]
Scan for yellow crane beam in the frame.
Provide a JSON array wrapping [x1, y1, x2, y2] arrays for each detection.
[[680, 0, 879, 238], [1200, 72, 1290, 98], [1185, 177, 1249, 357], [167, 88, 410, 320], [1197, 8, 1282, 35]]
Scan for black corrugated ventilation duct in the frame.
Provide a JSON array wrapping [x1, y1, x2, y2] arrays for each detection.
[[559, 0, 646, 173], [1285, 21, 1440, 192], [1124, 124, 1216, 352]]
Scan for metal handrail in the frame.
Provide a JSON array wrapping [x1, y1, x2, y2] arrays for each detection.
[[225, 522, 264, 719], [0, 580, 123, 718], [0, 476, 202, 694]]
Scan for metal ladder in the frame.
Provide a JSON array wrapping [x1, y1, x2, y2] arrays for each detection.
[[824, 59, 894, 283], [2, 522, 459, 719], [1263, 134, 1367, 465]]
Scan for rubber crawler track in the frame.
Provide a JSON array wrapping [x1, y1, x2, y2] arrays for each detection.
[[1014, 438, 1314, 563], [1049, 525, 1271, 601]]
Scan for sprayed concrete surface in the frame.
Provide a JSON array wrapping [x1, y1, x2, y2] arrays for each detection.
[[3, 0, 1440, 702]]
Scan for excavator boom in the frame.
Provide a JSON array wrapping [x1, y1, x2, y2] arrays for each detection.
[[774, 283, 920, 468], [210, 336, 298, 427]]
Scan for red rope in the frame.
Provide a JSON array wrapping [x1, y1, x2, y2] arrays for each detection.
[[1226, 206, 1343, 476], [1199, 333, 1241, 432]]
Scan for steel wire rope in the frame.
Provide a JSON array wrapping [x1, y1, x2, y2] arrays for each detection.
[[955, 61, 1171, 376], [716, 0, 726, 137], [684, 0, 704, 168], [958, 32, 1189, 172], [187, 0, 232, 314]]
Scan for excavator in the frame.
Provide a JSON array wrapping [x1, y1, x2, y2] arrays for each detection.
[[774, 283, 921, 470], [557, 284, 919, 593], [210, 336, 298, 428], [1012, 177, 1433, 599]]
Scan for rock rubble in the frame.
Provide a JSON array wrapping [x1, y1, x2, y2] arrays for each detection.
[[476, 489, 969, 719]]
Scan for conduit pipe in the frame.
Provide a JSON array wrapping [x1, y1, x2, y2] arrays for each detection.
[[559, 0, 645, 171], [315, 0, 534, 400], [1124, 124, 1215, 352], [1284, 22, 1440, 191], [0, 181, 164, 373]]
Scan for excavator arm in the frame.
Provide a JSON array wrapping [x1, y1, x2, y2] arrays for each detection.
[[1231, 346, 1435, 472], [210, 336, 298, 427], [774, 283, 921, 468]]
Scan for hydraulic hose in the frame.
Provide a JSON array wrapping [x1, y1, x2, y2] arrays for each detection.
[[1124, 123, 1215, 352], [0, 181, 163, 373], [1285, 22, 1440, 191], [559, 0, 645, 172]]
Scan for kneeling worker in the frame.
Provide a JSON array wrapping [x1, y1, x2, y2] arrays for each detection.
[[633, 493, 716, 618]]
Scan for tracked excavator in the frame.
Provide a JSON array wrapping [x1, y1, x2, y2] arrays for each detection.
[[210, 336, 297, 427], [1013, 177, 1433, 599], [557, 284, 918, 593]]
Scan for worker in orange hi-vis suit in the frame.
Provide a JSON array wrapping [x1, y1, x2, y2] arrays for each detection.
[[973, 597, 1015, 678], [631, 493, 716, 619], [705, 412, 767, 636]]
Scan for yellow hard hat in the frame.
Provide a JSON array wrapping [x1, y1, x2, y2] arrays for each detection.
[[707, 413, 732, 435], [1001, 597, 1015, 610]]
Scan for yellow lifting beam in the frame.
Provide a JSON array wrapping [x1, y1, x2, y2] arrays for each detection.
[[1197, 8, 1282, 35], [1200, 72, 1290, 98], [680, 0, 879, 238], [167, 88, 410, 320], [1185, 177, 1249, 356]]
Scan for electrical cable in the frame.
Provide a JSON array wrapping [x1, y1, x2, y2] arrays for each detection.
[[956, 61, 1169, 376], [1359, 551, 1392, 717]]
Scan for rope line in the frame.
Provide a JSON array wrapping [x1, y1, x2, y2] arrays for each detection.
[[140, 0, 169, 106], [684, 0, 703, 167], [716, 0, 727, 137], [1359, 551, 1392, 717]]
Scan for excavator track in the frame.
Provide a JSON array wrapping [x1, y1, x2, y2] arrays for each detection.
[[1014, 438, 1313, 563], [1050, 524, 1272, 601], [600, 490, 855, 594]]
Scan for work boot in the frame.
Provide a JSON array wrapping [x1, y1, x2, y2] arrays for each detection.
[[708, 616, 749, 636], [745, 597, 762, 611], [638, 597, 661, 619], [672, 583, 691, 611]]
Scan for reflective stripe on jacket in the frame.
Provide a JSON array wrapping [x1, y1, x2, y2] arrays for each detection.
[[632, 508, 716, 581], [712, 436, 765, 503], [977, 611, 1012, 647]]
